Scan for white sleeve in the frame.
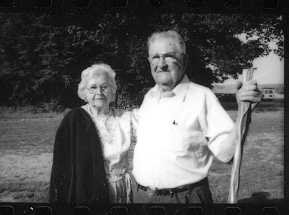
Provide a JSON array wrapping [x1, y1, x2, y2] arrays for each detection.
[[203, 90, 236, 162]]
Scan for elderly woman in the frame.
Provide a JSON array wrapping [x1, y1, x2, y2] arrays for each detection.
[[49, 63, 133, 204]]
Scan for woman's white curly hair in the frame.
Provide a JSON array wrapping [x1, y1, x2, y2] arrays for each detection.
[[77, 63, 117, 102]]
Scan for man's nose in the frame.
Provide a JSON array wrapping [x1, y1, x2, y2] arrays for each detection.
[[158, 57, 168, 70]]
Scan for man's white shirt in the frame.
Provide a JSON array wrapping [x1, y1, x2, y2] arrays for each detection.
[[132, 75, 235, 189]]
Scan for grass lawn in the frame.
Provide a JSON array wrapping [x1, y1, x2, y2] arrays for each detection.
[[0, 104, 284, 203]]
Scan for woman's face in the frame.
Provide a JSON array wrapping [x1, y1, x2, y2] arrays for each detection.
[[85, 73, 115, 110]]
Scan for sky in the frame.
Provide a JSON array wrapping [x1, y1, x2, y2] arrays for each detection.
[[251, 53, 284, 84], [223, 33, 284, 85]]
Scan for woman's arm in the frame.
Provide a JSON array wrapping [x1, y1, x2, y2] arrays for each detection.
[[49, 113, 73, 203], [131, 108, 139, 131]]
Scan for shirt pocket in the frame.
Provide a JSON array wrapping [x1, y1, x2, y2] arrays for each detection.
[[172, 123, 209, 160], [168, 119, 202, 152]]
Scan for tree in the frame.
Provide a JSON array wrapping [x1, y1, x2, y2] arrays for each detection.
[[0, 12, 283, 109]]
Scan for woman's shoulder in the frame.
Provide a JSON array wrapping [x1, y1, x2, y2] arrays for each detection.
[[62, 107, 83, 117], [112, 109, 133, 125], [113, 109, 130, 118], [61, 107, 90, 124]]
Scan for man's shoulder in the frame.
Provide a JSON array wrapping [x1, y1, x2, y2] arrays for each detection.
[[142, 86, 158, 101], [186, 81, 214, 96], [145, 85, 157, 94], [143, 82, 215, 99]]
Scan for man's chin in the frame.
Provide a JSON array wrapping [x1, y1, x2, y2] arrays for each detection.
[[155, 80, 174, 90], [154, 75, 170, 83]]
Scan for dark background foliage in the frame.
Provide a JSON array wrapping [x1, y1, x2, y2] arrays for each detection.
[[0, 12, 283, 109]]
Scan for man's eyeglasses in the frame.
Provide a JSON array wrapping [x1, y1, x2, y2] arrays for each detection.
[[148, 52, 184, 63]]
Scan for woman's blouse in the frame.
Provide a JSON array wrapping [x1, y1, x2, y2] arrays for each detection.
[[82, 104, 133, 203]]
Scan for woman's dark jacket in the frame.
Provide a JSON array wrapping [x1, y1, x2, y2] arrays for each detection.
[[49, 108, 109, 205]]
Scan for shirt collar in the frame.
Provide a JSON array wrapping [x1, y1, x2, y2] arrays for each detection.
[[149, 75, 190, 100]]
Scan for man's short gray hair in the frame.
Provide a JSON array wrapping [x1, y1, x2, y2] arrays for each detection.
[[77, 63, 117, 102], [147, 30, 186, 55]]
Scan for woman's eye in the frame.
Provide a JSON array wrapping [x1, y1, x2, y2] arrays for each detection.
[[88, 86, 97, 90], [101, 86, 108, 90]]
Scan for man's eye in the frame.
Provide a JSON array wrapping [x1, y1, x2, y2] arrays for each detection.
[[165, 55, 177, 60]]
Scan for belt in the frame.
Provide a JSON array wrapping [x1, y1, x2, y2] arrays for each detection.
[[137, 178, 208, 197]]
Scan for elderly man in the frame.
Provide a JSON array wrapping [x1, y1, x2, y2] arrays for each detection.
[[132, 30, 262, 203]]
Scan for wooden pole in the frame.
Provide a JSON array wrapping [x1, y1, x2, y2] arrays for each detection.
[[228, 68, 254, 203]]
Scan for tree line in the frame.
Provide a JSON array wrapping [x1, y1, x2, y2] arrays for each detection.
[[0, 12, 283, 110]]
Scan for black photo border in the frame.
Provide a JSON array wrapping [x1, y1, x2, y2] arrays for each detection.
[[0, 0, 287, 214]]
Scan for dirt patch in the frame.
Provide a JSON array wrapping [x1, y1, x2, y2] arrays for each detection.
[[0, 153, 52, 183]]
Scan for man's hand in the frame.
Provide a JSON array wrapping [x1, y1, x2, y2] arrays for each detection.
[[235, 80, 263, 110]]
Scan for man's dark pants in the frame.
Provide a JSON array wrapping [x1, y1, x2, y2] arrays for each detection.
[[132, 176, 213, 204]]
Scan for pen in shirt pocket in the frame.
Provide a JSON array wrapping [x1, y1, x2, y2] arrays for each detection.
[[172, 120, 178, 125]]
